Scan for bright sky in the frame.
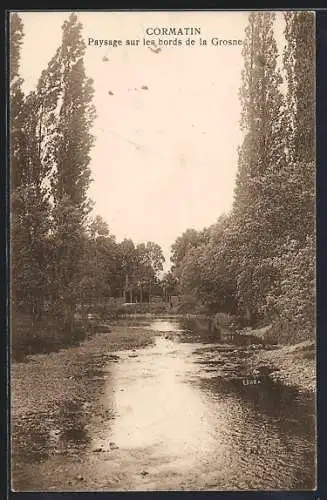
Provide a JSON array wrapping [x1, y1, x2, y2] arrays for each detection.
[[16, 11, 285, 269]]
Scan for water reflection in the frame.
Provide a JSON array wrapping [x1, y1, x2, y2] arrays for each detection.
[[107, 339, 227, 460], [12, 317, 316, 491], [94, 318, 316, 490]]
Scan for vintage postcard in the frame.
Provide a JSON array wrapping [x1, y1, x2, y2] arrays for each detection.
[[9, 10, 316, 492]]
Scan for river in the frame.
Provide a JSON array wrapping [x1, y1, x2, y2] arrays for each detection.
[[11, 317, 316, 491]]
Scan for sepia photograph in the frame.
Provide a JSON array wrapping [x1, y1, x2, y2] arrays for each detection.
[[10, 10, 316, 491]]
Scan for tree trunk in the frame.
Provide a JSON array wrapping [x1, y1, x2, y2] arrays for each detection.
[[123, 273, 129, 302], [82, 304, 88, 323], [31, 302, 37, 329], [245, 306, 255, 326], [63, 302, 75, 332]]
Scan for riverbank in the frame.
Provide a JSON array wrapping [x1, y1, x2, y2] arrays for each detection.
[[11, 317, 316, 420], [11, 323, 155, 419], [252, 340, 316, 393], [185, 316, 316, 394]]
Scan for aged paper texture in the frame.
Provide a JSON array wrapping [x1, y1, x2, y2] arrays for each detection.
[[10, 10, 316, 491]]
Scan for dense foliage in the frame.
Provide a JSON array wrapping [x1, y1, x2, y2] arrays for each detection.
[[10, 13, 165, 337], [11, 12, 315, 345], [171, 12, 315, 341]]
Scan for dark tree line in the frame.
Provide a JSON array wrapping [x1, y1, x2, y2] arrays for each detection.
[[171, 12, 315, 342], [10, 13, 165, 334], [11, 12, 315, 343]]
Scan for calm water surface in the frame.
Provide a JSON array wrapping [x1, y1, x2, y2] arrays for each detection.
[[12, 317, 316, 491]]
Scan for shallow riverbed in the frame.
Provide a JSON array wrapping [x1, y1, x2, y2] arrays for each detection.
[[11, 317, 316, 491]]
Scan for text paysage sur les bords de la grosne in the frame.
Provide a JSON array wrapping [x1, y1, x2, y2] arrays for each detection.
[[87, 26, 243, 48]]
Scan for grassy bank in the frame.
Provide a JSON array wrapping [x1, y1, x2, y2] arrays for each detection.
[[11, 313, 115, 361], [208, 315, 316, 393]]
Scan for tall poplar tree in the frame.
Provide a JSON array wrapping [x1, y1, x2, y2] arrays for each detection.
[[283, 11, 315, 243], [47, 13, 96, 328], [273, 11, 316, 339], [233, 12, 285, 321], [11, 14, 52, 322], [235, 12, 284, 236], [10, 13, 25, 312]]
